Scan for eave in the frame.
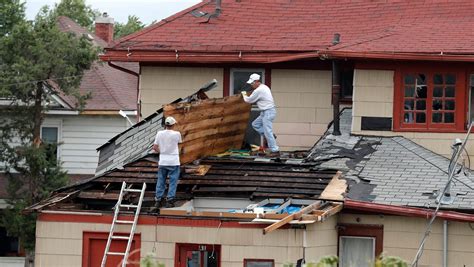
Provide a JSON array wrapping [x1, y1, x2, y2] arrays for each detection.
[[345, 199, 474, 223], [101, 49, 474, 64]]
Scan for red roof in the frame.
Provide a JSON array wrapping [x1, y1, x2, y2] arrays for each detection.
[[56, 17, 137, 111], [103, 0, 474, 62]]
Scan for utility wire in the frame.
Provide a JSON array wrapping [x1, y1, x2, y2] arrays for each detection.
[[412, 122, 474, 267]]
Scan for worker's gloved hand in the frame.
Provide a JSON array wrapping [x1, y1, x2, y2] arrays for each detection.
[[241, 91, 247, 97]]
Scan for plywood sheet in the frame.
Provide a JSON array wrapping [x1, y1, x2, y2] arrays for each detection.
[[163, 94, 251, 164]]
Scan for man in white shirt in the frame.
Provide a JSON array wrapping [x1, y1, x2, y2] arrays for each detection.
[[153, 116, 182, 208], [242, 73, 280, 156]]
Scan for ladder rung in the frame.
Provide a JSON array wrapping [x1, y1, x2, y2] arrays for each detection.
[[120, 204, 138, 208], [111, 236, 130, 240], [116, 220, 134, 224], [124, 188, 142, 193], [107, 252, 126, 256]]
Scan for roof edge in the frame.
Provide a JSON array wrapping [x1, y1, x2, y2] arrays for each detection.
[[344, 199, 474, 222], [100, 50, 320, 64], [325, 50, 474, 62]]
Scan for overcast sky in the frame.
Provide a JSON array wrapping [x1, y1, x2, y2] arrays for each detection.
[[24, 0, 202, 24]]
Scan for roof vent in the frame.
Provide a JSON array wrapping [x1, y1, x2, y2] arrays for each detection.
[[332, 33, 341, 45]]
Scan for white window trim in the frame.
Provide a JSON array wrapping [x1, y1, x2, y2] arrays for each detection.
[[339, 236, 375, 267], [229, 68, 265, 95], [41, 119, 62, 161]]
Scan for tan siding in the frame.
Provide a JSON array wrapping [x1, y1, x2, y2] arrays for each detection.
[[338, 214, 474, 267], [140, 67, 224, 117], [271, 69, 333, 150], [351, 68, 474, 164], [35, 218, 338, 266]]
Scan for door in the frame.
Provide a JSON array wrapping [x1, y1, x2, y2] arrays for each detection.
[[83, 232, 141, 267], [176, 243, 220, 267]]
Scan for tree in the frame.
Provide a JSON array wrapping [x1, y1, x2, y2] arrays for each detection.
[[0, 4, 97, 258], [114, 15, 145, 39], [0, 0, 25, 36], [52, 0, 100, 31]]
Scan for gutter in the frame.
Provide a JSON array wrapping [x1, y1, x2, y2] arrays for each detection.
[[344, 199, 474, 222], [101, 49, 474, 63]]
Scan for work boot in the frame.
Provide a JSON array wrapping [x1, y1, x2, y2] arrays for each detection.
[[164, 198, 176, 208], [154, 198, 163, 208]]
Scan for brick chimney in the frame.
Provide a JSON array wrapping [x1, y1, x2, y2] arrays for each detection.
[[95, 13, 114, 43]]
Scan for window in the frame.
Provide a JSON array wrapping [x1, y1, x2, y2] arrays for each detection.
[[41, 126, 59, 161], [338, 224, 383, 267], [394, 68, 466, 131], [175, 243, 221, 267], [244, 259, 274, 267], [230, 68, 265, 95], [340, 68, 354, 102]]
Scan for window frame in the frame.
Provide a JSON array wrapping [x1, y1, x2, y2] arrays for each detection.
[[393, 66, 466, 132], [174, 243, 221, 267], [243, 258, 275, 267], [229, 68, 266, 95], [337, 223, 383, 266]]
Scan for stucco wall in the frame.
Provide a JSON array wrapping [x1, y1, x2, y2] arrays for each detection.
[[338, 213, 474, 267], [352, 69, 474, 163], [140, 67, 335, 151], [35, 215, 337, 267], [139, 67, 224, 118]]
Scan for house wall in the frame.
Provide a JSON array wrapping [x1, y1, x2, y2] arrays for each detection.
[[43, 115, 131, 175], [140, 67, 335, 150], [35, 215, 337, 267], [338, 213, 474, 267], [352, 69, 474, 163], [139, 67, 224, 117]]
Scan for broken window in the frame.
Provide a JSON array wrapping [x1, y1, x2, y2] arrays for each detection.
[[395, 68, 465, 132], [230, 68, 265, 95]]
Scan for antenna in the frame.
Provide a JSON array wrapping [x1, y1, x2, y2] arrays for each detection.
[[412, 122, 474, 266]]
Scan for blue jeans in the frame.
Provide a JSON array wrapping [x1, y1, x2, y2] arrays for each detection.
[[252, 108, 279, 152], [155, 165, 180, 200]]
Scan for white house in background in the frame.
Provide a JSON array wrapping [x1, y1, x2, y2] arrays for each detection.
[[0, 15, 137, 265]]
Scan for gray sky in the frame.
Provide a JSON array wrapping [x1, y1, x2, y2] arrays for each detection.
[[24, 0, 202, 24]]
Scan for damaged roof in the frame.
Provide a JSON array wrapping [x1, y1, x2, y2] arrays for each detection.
[[309, 109, 474, 211], [103, 0, 474, 62]]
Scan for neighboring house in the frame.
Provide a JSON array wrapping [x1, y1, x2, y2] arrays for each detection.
[[25, 1, 474, 267], [0, 15, 137, 265]]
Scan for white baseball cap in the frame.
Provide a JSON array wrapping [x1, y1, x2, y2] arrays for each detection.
[[246, 73, 261, 84], [165, 116, 177, 126]]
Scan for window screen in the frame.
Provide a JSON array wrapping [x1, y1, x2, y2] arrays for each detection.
[[339, 236, 375, 267]]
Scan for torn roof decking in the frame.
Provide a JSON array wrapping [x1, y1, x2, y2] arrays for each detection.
[[96, 85, 250, 176], [29, 158, 341, 213], [310, 108, 474, 211]]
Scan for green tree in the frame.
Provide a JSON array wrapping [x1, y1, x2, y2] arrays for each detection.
[[0, 4, 97, 258], [52, 0, 100, 31], [114, 15, 145, 39], [0, 0, 25, 36]]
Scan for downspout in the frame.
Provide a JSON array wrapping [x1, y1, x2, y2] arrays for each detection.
[[331, 60, 341, 135], [107, 62, 141, 121], [443, 220, 448, 267]]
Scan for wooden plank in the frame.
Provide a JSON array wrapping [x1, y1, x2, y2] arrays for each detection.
[[200, 169, 335, 179], [180, 174, 330, 185], [192, 186, 258, 193], [158, 209, 287, 220], [177, 179, 327, 189], [184, 165, 212, 176], [263, 201, 321, 235], [319, 171, 347, 201]]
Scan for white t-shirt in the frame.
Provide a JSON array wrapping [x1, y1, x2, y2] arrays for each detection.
[[243, 84, 275, 110], [153, 129, 182, 166]]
